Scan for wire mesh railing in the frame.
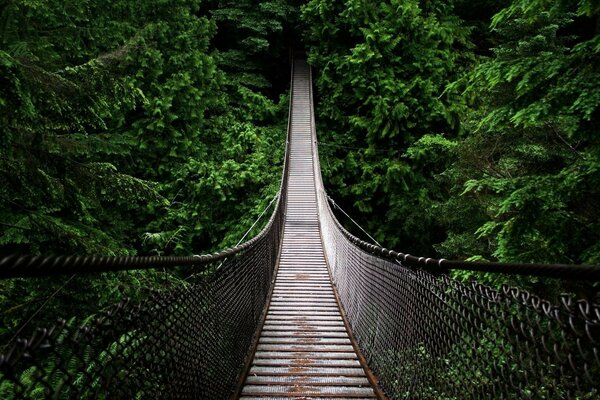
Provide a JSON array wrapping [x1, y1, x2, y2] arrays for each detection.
[[0, 63, 294, 400], [306, 69, 600, 398], [0, 233, 283, 399], [318, 205, 600, 399]]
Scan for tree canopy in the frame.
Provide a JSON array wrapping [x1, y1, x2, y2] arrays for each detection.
[[302, 0, 600, 273], [1, 0, 599, 347], [0, 0, 295, 343]]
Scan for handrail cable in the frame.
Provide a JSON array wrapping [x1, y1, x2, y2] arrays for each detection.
[[0, 183, 285, 281], [326, 193, 600, 280], [2, 196, 598, 280]]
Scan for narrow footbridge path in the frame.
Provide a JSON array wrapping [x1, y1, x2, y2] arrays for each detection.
[[0, 57, 599, 400], [240, 60, 376, 399]]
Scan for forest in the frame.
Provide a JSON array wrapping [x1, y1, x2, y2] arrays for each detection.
[[1, 0, 599, 350]]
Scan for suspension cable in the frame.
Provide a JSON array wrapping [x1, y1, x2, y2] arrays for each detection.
[[326, 194, 406, 270], [1, 274, 77, 351], [210, 191, 280, 272], [326, 194, 382, 247], [326, 194, 600, 280], [234, 191, 280, 247]]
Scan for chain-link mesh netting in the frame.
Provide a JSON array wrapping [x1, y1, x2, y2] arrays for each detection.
[[0, 200, 285, 399], [302, 59, 600, 397], [317, 192, 600, 399]]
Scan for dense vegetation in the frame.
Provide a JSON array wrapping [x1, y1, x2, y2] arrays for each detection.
[[303, 0, 600, 287], [1, 0, 599, 347], [0, 0, 296, 344]]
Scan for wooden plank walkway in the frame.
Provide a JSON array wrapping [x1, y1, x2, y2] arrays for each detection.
[[239, 60, 377, 399]]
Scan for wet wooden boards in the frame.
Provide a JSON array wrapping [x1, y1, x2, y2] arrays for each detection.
[[239, 60, 376, 399]]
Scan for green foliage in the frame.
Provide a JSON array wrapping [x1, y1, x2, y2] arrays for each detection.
[[209, 0, 298, 93], [2, 0, 600, 387], [0, 0, 290, 346], [302, 0, 469, 253], [437, 2, 600, 267], [303, 0, 600, 278]]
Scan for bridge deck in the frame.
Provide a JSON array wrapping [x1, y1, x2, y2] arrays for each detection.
[[239, 61, 376, 399]]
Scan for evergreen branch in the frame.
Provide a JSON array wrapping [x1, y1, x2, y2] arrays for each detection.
[[546, 122, 584, 158], [0, 221, 30, 231]]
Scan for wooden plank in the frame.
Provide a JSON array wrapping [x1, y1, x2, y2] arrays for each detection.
[[265, 315, 342, 321], [248, 366, 368, 377], [264, 320, 344, 327], [258, 337, 351, 345], [266, 311, 341, 316], [238, 59, 376, 399], [241, 385, 376, 397], [256, 344, 356, 353], [253, 351, 359, 360], [241, 397, 375, 400], [252, 358, 361, 368], [260, 331, 349, 338], [261, 325, 347, 332], [245, 375, 370, 386]]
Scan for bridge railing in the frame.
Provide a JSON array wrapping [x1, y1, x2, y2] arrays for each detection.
[[307, 68, 600, 398], [0, 63, 294, 400], [1, 230, 283, 399]]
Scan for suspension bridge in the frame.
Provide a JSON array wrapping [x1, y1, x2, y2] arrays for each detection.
[[0, 58, 599, 399]]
